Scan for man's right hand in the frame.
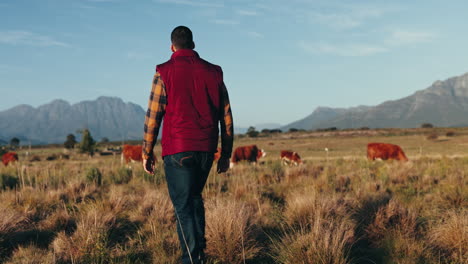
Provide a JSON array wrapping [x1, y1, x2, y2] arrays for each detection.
[[217, 156, 230, 174], [143, 156, 155, 174]]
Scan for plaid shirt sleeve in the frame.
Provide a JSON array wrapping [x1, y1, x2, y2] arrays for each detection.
[[142, 72, 166, 160], [220, 82, 234, 158]]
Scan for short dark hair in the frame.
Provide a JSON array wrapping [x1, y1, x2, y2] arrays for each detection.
[[171, 26, 194, 49]]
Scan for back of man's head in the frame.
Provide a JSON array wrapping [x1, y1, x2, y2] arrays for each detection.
[[171, 26, 194, 50]]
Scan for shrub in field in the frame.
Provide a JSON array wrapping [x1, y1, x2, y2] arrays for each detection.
[[271, 214, 355, 264], [85, 167, 102, 186], [284, 166, 310, 183], [426, 133, 438, 140], [111, 167, 133, 184], [205, 199, 260, 263], [141, 166, 165, 185], [129, 188, 179, 263], [64, 134, 77, 149], [430, 210, 467, 263], [446, 131, 456, 137], [52, 203, 117, 263], [38, 208, 76, 235], [0, 205, 29, 235], [366, 199, 418, 243], [270, 161, 284, 180], [284, 191, 348, 229], [5, 246, 54, 264], [364, 199, 429, 263], [0, 204, 30, 261], [0, 173, 19, 190]]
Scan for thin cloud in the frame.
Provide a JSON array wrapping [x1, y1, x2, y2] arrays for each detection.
[[299, 41, 388, 57], [126, 51, 152, 60], [386, 30, 437, 46], [0, 31, 69, 47], [0, 64, 28, 73], [310, 13, 361, 29], [247, 31, 264, 38], [308, 5, 386, 30], [211, 19, 239, 25], [237, 9, 258, 16], [155, 0, 223, 8]]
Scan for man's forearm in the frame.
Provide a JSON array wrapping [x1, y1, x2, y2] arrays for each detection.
[[220, 118, 233, 158], [142, 72, 166, 159]]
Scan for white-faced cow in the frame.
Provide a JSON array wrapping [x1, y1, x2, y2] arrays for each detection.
[[280, 150, 302, 166], [230, 145, 266, 168]]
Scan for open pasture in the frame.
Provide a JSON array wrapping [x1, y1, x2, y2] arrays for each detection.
[[0, 128, 467, 263]]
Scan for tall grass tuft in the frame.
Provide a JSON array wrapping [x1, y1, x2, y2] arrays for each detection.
[[4, 246, 54, 264], [430, 210, 467, 263], [271, 214, 355, 264], [205, 198, 260, 263], [52, 202, 117, 263]]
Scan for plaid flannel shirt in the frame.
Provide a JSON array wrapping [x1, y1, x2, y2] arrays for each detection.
[[142, 72, 234, 160]]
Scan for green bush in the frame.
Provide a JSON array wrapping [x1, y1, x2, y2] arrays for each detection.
[[142, 167, 165, 185], [111, 167, 132, 184], [0, 173, 19, 190], [85, 167, 102, 186]]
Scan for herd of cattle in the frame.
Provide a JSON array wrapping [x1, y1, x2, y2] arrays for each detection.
[[1, 142, 408, 167]]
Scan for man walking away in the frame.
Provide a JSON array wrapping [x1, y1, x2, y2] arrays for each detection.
[[142, 26, 234, 264]]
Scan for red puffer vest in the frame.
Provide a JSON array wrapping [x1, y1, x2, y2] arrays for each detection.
[[156, 49, 223, 157]]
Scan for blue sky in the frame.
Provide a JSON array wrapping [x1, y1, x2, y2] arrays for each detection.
[[1, 0, 468, 127]]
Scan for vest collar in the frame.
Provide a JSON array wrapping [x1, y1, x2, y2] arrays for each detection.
[[171, 49, 199, 59]]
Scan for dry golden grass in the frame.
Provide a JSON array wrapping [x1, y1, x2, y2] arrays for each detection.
[[4, 246, 54, 264], [271, 215, 355, 264], [0, 128, 468, 263], [205, 198, 260, 263], [430, 210, 468, 263]]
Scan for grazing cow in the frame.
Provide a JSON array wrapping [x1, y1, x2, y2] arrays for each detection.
[[213, 147, 222, 162], [367, 143, 408, 161], [280, 150, 302, 166], [230, 145, 266, 167], [122, 144, 144, 164], [2, 152, 18, 166]]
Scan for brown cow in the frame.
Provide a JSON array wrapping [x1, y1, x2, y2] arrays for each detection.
[[2, 152, 18, 166], [122, 144, 152, 164], [280, 150, 302, 166], [367, 143, 408, 161], [230, 145, 266, 167]]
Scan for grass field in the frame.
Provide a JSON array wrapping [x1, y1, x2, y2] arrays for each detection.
[[0, 128, 467, 264]]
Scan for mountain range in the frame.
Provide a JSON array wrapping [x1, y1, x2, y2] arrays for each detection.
[[1, 72, 468, 144], [282, 72, 468, 130], [0, 97, 146, 145]]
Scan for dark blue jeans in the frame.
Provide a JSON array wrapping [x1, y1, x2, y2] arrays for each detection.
[[163, 151, 214, 264]]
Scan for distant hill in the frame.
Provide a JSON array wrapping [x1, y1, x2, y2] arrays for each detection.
[[0, 96, 146, 144], [283, 72, 468, 130]]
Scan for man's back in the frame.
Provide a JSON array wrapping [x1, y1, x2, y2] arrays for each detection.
[[157, 49, 224, 156]]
